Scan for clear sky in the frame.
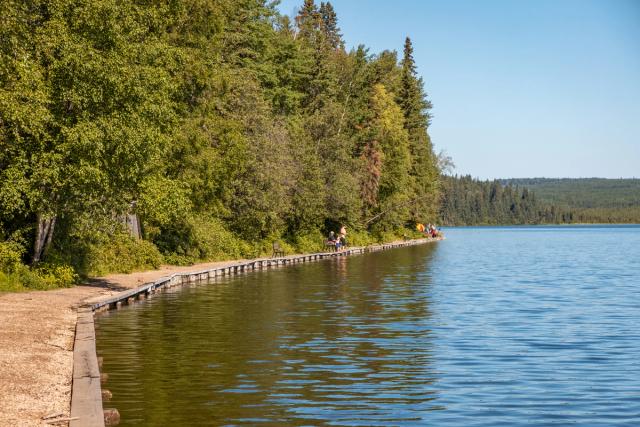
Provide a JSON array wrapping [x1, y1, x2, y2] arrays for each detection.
[[277, 0, 640, 179]]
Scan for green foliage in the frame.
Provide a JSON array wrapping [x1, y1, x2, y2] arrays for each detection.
[[82, 233, 164, 277], [0, 242, 76, 291], [291, 229, 326, 253], [347, 230, 377, 247], [440, 175, 597, 225], [0, 0, 443, 289], [441, 177, 640, 225], [138, 176, 192, 241], [503, 178, 640, 210], [0, 241, 24, 273], [184, 215, 251, 262], [503, 178, 640, 224]]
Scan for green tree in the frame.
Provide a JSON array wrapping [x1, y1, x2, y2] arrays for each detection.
[[398, 37, 439, 222], [366, 84, 412, 231], [319, 2, 344, 50]]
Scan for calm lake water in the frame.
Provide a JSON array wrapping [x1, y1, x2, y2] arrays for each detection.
[[95, 226, 640, 426]]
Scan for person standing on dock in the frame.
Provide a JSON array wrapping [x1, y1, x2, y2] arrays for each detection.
[[339, 225, 347, 248], [328, 231, 339, 251]]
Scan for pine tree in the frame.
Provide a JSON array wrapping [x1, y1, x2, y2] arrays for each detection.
[[319, 2, 344, 50], [398, 37, 439, 222], [399, 37, 432, 130], [295, 0, 321, 42]]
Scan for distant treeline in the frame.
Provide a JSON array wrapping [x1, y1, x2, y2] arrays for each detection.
[[1, 1, 440, 289], [504, 178, 640, 224], [503, 178, 640, 208], [439, 176, 572, 225], [440, 176, 640, 225]]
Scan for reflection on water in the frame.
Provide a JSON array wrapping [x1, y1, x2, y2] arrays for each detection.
[[96, 245, 440, 426], [95, 226, 640, 426]]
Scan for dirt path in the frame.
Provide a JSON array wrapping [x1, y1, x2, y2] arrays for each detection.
[[0, 258, 246, 427]]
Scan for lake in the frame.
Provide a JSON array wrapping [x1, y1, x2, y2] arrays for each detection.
[[95, 226, 640, 426]]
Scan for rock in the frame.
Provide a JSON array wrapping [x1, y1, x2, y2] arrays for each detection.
[[104, 408, 120, 426]]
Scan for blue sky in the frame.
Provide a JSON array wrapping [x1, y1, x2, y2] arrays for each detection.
[[276, 0, 640, 179]]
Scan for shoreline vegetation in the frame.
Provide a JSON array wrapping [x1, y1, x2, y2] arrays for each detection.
[[1, 0, 442, 293]]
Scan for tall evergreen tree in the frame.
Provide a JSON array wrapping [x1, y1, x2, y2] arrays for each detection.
[[295, 0, 321, 42], [398, 37, 439, 222], [399, 37, 432, 128], [319, 2, 344, 50]]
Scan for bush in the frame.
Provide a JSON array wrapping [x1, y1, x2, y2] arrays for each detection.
[[162, 253, 197, 266], [347, 230, 377, 247], [0, 261, 77, 292], [24, 264, 77, 289], [0, 241, 24, 273], [156, 215, 254, 264], [0, 240, 79, 292], [190, 215, 250, 261], [292, 229, 325, 253], [84, 233, 164, 276], [375, 230, 404, 244]]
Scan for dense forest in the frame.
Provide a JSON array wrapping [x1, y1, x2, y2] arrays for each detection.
[[503, 178, 640, 223], [440, 176, 640, 225], [503, 178, 640, 208], [0, 0, 441, 290], [439, 175, 573, 225]]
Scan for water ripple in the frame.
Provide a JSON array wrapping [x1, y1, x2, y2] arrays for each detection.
[[96, 226, 640, 426]]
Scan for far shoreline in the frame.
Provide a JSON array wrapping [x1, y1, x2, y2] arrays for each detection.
[[440, 223, 640, 227]]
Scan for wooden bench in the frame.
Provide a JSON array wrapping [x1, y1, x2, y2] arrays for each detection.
[[272, 242, 284, 257]]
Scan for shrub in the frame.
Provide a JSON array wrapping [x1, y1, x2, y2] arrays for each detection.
[[0, 271, 25, 292], [292, 229, 325, 253], [84, 233, 164, 276], [162, 253, 197, 266], [23, 264, 77, 290], [347, 230, 377, 247], [189, 215, 250, 261], [375, 230, 404, 244], [0, 241, 24, 273], [0, 260, 77, 292]]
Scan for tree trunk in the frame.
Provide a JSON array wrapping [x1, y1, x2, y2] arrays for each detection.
[[43, 216, 56, 259], [125, 213, 141, 240], [33, 214, 56, 264], [119, 201, 141, 240]]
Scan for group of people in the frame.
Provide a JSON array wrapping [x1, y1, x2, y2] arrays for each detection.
[[416, 222, 439, 238], [326, 222, 438, 252], [328, 225, 347, 251]]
